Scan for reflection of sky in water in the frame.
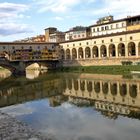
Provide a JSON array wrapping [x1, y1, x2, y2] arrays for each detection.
[[1, 99, 140, 140]]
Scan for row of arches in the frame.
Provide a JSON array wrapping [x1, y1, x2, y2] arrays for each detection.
[[66, 79, 138, 99], [62, 42, 137, 60]]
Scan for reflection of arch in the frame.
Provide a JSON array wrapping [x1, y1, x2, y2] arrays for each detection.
[[78, 47, 83, 59], [94, 82, 100, 93], [102, 82, 108, 94], [118, 43, 125, 56], [128, 42, 136, 56], [100, 45, 107, 57], [85, 47, 91, 58], [109, 44, 116, 57], [119, 84, 127, 96], [68, 79, 72, 90], [72, 48, 77, 60], [129, 85, 137, 98], [61, 49, 65, 59], [63, 79, 67, 90], [92, 46, 98, 58], [80, 81, 85, 91], [110, 83, 117, 96], [74, 80, 78, 91], [87, 81, 92, 92], [66, 49, 71, 60]]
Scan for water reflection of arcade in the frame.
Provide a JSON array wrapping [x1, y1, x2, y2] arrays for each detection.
[[63, 78, 140, 119]]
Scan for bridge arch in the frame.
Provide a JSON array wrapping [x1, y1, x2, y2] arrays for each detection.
[[0, 63, 18, 75]]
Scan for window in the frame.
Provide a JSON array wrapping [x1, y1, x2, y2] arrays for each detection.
[[97, 28, 99, 32], [94, 41, 96, 44], [102, 40, 104, 43], [79, 43, 81, 46], [120, 38, 122, 41], [111, 25, 113, 29], [93, 28, 95, 32], [12, 46, 15, 49], [116, 24, 119, 28], [86, 42, 89, 45], [3, 46, 5, 49], [67, 44, 69, 47], [130, 36, 133, 40], [122, 23, 124, 27], [73, 44, 75, 46], [101, 27, 104, 31], [105, 26, 109, 30], [110, 39, 113, 42], [82, 34, 85, 37], [78, 35, 80, 37]]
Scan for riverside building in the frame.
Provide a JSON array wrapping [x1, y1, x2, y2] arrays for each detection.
[[60, 15, 140, 66]]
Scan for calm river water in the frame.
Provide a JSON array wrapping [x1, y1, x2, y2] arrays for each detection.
[[0, 70, 140, 140]]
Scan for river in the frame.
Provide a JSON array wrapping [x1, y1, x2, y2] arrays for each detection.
[[0, 70, 140, 140]]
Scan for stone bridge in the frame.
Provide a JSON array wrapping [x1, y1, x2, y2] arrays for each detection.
[[0, 59, 60, 75]]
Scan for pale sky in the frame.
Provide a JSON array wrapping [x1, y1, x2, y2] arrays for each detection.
[[0, 0, 140, 42]]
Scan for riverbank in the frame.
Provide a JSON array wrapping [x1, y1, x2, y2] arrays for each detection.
[[0, 111, 46, 140], [59, 65, 140, 75]]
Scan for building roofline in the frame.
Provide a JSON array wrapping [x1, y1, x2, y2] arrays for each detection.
[[89, 14, 140, 28], [0, 42, 59, 45], [65, 26, 89, 33], [60, 29, 140, 44]]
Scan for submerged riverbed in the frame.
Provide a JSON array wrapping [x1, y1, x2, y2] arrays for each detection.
[[0, 71, 140, 140]]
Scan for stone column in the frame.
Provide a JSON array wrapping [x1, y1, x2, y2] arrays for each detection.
[[90, 47, 92, 59], [98, 47, 101, 58], [77, 49, 79, 60], [136, 43, 139, 58], [106, 46, 109, 57], [83, 48, 85, 60], [125, 42, 128, 58], [64, 50, 66, 60], [115, 45, 118, 58]]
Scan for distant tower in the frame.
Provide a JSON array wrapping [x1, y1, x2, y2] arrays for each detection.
[[44, 27, 57, 42]]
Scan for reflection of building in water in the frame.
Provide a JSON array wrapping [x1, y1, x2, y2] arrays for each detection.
[[1, 73, 140, 120], [63, 76, 140, 119], [0, 77, 65, 108]]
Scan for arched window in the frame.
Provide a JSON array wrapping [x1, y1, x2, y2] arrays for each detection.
[[100, 45, 107, 57], [78, 47, 83, 59], [109, 44, 116, 57], [72, 48, 77, 60], [118, 43, 125, 56], [92, 46, 98, 58], [85, 47, 91, 58], [66, 49, 70, 60], [128, 42, 136, 56]]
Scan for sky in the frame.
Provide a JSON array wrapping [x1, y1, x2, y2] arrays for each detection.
[[0, 0, 140, 42]]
